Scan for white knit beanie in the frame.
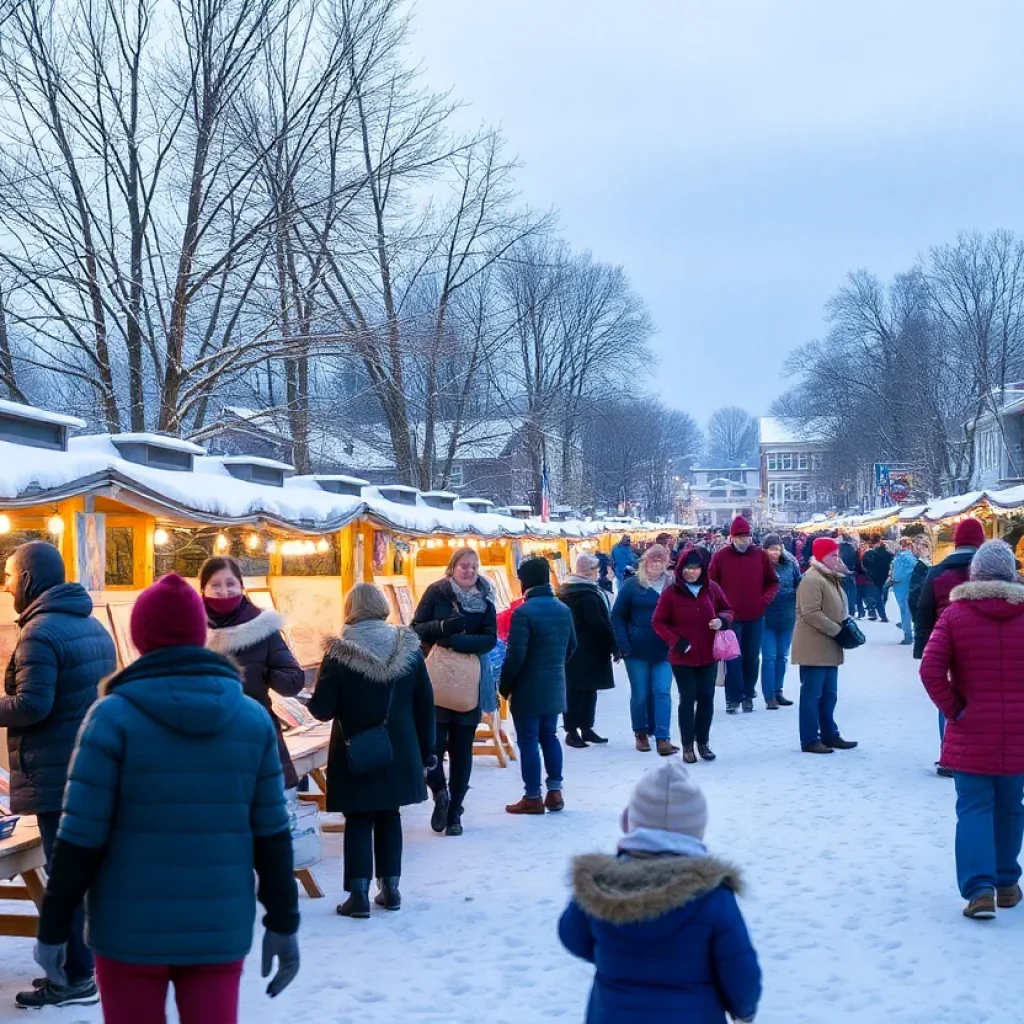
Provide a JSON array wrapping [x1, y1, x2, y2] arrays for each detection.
[[621, 760, 708, 841], [970, 540, 1018, 583]]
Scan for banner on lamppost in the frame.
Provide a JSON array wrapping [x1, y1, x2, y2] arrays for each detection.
[[874, 464, 916, 505]]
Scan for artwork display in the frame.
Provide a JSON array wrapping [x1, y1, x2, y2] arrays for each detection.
[[373, 530, 388, 572], [107, 603, 141, 666], [247, 589, 276, 612], [269, 577, 344, 668], [374, 577, 415, 625], [483, 567, 514, 611], [75, 513, 106, 591]]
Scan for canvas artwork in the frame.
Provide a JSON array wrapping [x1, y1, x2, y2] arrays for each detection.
[[76, 513, 106, 591], [483, 568, 513, 610], [375, 582, 402, 624], [269, 577, 343, 668], [247, 589, 276, 612], [394, 583, 415, 625], [107, 603, 141, 666]]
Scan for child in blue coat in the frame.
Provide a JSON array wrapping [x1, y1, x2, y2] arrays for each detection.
[[559, 760, 761, 1023]]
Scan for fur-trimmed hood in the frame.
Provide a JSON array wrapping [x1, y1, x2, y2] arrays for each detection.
[[950, 579, 1024, 622], [206, 610, 289, 655], [325, 620, 422, 683], [570, 853, 742, 925]]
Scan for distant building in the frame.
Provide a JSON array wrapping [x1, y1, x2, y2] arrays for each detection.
[[689, 465, 759, 528], [759, 417, 826, 525], [969, 387, 1024, 490]]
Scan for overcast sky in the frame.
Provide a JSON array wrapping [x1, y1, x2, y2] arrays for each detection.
[[408, 0, 1024, 423]]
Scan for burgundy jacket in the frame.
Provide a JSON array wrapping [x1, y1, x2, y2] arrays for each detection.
[[652, 550, 733, 668], [708, 544, 779, 623], [920, 579, 1024, 775]]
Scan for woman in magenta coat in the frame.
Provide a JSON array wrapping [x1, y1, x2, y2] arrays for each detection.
[[920, 540, 1024, 920], [652, 547, 732, 764]]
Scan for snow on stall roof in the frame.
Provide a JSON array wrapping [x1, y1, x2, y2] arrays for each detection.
[[0, 399, 86, 430], [922, 491, 985, 522], [107, 433, 207, 455], [0, 436, 110, 500], [215, 455, 296, 472], [285, 474, 370, 491]]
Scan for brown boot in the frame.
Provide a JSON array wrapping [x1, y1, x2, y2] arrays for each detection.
[[998, 884, 1023, 909], [635, 732, 651, 752], [682, 745, 698, 764], [544, 790, 565, 812], [963, 891, 996, 919], [505, 796, 545, 815], [657, 739, 680, 756]]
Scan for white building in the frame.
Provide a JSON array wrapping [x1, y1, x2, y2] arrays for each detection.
[[969, 387, 1024, 490], [689, 465, 759, 528], [759, 417, 826, 525]]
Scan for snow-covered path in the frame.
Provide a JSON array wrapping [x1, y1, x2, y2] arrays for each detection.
[[2, 617, 1022, 1023]]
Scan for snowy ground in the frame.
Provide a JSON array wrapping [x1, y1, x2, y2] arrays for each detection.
[[2, 615, 1023, 1023]]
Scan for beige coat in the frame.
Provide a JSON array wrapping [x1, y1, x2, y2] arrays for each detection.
[[791, 561, 848, 667]]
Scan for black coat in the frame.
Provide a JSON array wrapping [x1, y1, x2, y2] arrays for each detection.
[[862, 546, 894, 590], [206, 601, 306, 788], [308, 623, 435, 815], [559, 580, 616, 692], [499, 585, 577, 717], [0, 583, 117, 814]]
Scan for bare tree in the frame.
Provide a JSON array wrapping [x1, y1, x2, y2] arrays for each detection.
[[705, 407, 758, 466]]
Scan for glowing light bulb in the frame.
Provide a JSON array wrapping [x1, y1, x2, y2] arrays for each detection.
[[47, 515, 65, 536], [246, 534, 261, 551], [0, 514, 11, 535], [266, 540, 277, 554], [154, 528, 170, 546], [214, 533, 229, 553], [316, 538, 330, 554]]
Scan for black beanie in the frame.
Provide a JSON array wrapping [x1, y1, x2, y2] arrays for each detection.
[[517, 556, 550, 591]]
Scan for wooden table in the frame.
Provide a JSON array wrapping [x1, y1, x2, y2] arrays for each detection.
[[0, 818, 46, 937], [285, 726, 334, 899]]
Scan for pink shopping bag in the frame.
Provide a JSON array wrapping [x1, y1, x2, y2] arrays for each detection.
[[712, 629, 741, 661]]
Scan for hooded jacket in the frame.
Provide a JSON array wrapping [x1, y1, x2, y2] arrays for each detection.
[[206, 600, 305, 788], [0, 552, 116, 814], [763, 551, 801, 633], [708, 544, 779, 622], [309, 622, 435, 815], [913, 548, 976, 659], [890, 550, 918, 595], [49, 646, 294, 965], [559, 577, 617, 692], [558, 853, 761, 1024], [610, 574, 671, 664], [920, 579, 1024, 775], [652, 549, 733, 668]]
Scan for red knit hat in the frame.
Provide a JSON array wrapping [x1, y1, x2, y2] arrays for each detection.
[[729, 516, 752, 537], [954, 517, 985, 550], [812, 537, 840, 562], [131, 574, 208, 655]]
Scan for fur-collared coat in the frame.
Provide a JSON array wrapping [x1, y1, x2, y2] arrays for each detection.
[[559, 853, 761, 1023], [791, 560, 849, 668], [308, 622, 436, 814], [206, 605, 305, 788], [921, 579, 1024, 775]]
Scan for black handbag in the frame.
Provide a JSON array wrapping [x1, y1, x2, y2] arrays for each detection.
[[836, 617, 867, 650], [342, 683, 395, 774]]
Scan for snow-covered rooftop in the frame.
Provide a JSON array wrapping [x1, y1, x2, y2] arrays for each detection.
[[108, 433, 207, 455], [759, 416, 823, 447], [215, 455, 296, 472], [0, 399, 86, 430]]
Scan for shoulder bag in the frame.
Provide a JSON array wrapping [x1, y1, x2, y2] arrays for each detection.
[[426, 644, 481, 713], [341, 682, 395, 774], [835, 617, 866, 650]]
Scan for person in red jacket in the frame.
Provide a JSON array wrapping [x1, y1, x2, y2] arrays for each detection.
[[708, 517, 779, 714], [920, 539, 1024, 920], [652, 547, 733, 764]]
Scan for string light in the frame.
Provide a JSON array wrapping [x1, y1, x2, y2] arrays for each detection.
[[47, 515, 65, 536], [266, 540, 277, 554], [0, 514, 10, 535], [154, 528, 170, 546], [246, 533, 262, 552], [214, 533, 229, 553], [316, 538, 331, 554]]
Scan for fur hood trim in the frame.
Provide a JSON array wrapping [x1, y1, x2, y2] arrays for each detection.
[[951, 580, 1024, 604], [569, 853, 743, 925], [325, 623, 421, 683], [810, 558, 845, 580], [206, 610, 288, 655]]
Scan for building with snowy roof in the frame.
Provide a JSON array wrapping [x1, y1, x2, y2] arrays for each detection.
[[759, 417, 827, 525]]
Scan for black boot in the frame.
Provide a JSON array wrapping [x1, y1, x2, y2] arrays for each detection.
[[697, 743, 717, 761], [430, 787, 450, 834], [446, 804, 464, 837], [682, 744, 698, 764], [337, 879, 371, 918], [565, 728, 588, 748], [581, 728, 608, 744], [775, 693, 794, 707], [374, 876, 402, 911]]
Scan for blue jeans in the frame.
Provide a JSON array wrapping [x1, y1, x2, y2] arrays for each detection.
[[512, 713, 563, 799], [953, 773, 1024, 898], [761, 626, 794, 700], [624, 658, 673, 739], [798, 666, 840, 747], [939, 709, 946, 741], [724, 618, 764, 704], [842, 576, 858, 615], [894, 586, 913, 642], [37, 811, 94, 983]]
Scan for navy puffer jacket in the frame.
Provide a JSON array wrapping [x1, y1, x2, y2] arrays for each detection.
[[610, 576, 670, 663], [764, 552, 801, 632], [1, 578, 116, 815], [57, 646, 291, 964]]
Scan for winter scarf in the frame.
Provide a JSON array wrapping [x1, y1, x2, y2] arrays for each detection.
[[327, 619, 421, 684], [449, 575, 493, 614]]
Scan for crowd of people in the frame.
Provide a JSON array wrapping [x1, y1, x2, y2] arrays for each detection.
[[3, 508, 1023, 1021]]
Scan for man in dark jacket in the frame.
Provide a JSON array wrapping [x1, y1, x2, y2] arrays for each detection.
[[862, 537, 894, 622], [838, 534, 860, 615], [500, 557, 577, 815], [1, 540, 116, 1009], [708, 517, 779, 714], [914, 517, 984, 778]]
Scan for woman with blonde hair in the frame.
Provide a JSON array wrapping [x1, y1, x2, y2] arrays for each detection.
[[309, 584, 436, 918], [611, 545, 677, 754], [412, 547, 497, 836]]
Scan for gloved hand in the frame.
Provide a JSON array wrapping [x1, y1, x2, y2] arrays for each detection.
[[442, 616, 468, 636], [423, 754, 439, 774], [261, 930, 300, 998], [34, 941, 67, 987], [674, 639, 692, 656]]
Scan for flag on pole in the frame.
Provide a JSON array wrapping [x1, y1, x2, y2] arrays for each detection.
[[541, 460, 551, 522]]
